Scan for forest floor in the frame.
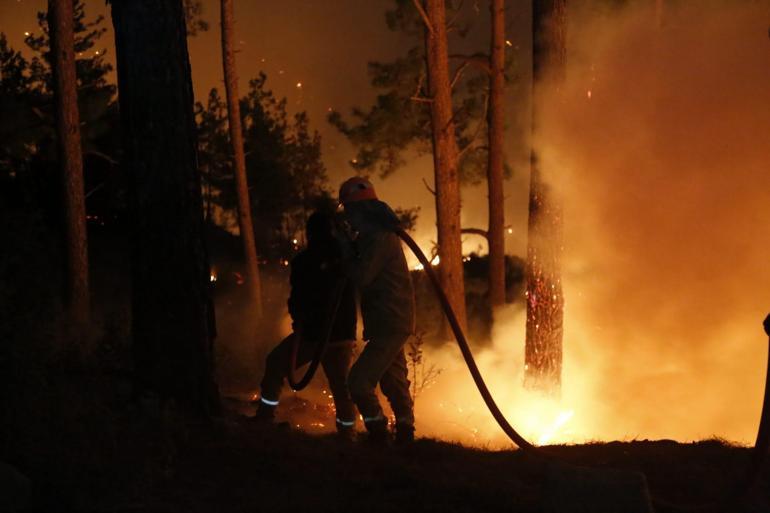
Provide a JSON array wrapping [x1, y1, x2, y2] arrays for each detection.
[[14, 386, 769, 513]]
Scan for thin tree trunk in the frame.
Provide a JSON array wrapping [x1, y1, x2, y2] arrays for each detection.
[[525, 0, 566, 391], [110, 0, 218, 415], [49, 0, 90, 334], [423, 0, 468, 333], [220, 0, 262, 318], [487, 0, 506, 309]]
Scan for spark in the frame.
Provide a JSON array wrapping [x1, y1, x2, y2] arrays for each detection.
[[505, 39, 512, 47], [23, 31, 30, 37], [507, 228, 513, 234], [587, 90, 592, 99], [296, 82, 302, 88]]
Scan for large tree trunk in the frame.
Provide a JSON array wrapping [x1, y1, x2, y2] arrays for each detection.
[[487, 0, 506, 309], [525, 0, 566, 391], [220, 0, 263, 318], [423, 0, 468, 334], [110, 0, 218, 414], [49, 0, 90, 333]]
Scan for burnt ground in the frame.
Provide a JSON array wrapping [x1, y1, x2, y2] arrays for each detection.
[[123, 426, 769, 513], [14, 387, 769, 513]]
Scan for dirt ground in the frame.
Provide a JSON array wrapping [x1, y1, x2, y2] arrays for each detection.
[[35, 403, 767, 513]]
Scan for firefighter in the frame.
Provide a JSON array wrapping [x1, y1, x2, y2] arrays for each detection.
[[337, 177, 416, 444], [252, 211, 358, 439]]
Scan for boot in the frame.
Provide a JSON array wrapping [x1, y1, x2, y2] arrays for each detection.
[[364, 417, 390, 445], [247, 400, 276, 423], [395, 423, 415, 445], [336, 424, 357, 442]]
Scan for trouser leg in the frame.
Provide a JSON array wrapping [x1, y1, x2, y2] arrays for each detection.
[[347, 332, 411, 429], [321, 341, 357, 428], [378, 343, 414, 427], [259, 333, 314, 405]]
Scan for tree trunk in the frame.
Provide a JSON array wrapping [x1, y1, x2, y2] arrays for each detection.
[[220, 0, 263, 318], [525, 0, 566, 392], [423, 0, 468, 334], [487, 0, 506, 309], [110, 0, 218, 415], [49, 0, 90, 334]]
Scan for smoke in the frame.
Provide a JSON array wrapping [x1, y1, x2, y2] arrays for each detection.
[[412, 0, 770, 447]]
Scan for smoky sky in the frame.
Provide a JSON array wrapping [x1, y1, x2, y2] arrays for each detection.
[[0, 0, 534, 257]]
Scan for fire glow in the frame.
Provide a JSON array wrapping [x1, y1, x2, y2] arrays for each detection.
[[262, 1, 769, 449]]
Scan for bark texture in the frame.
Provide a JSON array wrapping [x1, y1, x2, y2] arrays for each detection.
[[525, 0, 566, 391], [110, 0, 218, 414], [487, 0, 506, 309], [220, 0, 263, 318], [49, 0, 90, 331], [423, 0, 468, 333]]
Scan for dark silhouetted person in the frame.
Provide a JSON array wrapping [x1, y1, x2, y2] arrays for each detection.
[[337, 177, 416, 444], [254, 211, 358, 438]]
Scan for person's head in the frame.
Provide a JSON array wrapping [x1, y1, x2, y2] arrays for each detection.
[[337, 177, 400, 233], [338, 176, 377, 206], [305, 211, 335, 247]]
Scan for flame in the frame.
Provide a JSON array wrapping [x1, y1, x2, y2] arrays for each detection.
[[537, 410, 575, 446]]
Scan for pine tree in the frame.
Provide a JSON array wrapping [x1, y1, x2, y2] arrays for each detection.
[[524, 0, 566, 391], [196, 77, 332, 262], [49, 0, 90, 333], [421, 0, 468, 332], [110, 0, 218, 414], [486, 0, 506, 309], [24, 0, 117, 161], [220, 0, 263, 317]]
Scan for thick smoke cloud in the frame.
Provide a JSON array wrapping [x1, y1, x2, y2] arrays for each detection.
[[413, 0, 770, 446]]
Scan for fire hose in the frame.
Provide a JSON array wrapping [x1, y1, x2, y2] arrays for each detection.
[[286, 226, 770, 506], [287, 277, 349, 391]]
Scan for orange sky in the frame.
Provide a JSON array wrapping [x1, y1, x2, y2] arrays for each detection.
[[0, 0, 534, 256]]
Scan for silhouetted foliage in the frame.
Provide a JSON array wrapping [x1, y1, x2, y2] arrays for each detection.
[[328, 0, 515, 185], [196, 75, 333, 262], [183, 0, 210, 36]]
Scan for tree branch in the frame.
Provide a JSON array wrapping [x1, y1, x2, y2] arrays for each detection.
[[449, 53, 491, 75], [446, 0, 465, 31], [450, 61, 469, 90], [422, 177, 436, 196], [411, 0, 433, 34], [458, 92, 489, 158], [410, 71, 433, 103], [461, 227, 488, 239]]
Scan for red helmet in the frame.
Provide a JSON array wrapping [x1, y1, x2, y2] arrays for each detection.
[[339, 176, 378, 204]]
